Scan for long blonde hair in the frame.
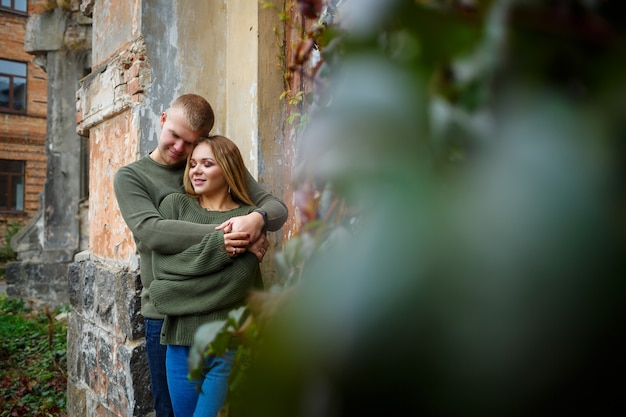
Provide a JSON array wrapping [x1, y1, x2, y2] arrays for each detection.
[[183, 135, 254, 206]]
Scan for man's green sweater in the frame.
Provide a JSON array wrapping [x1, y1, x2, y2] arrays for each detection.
[[150, 193, 262, 346], [113, 155, 287, 319]]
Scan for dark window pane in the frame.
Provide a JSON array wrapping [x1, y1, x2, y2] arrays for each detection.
[[11, 175, 24, 210], [13, 77, 25, 111], [0, 176, 7, 210], [0, 60, 27, 112], [0, 160, 25, 211], [1, 160, 25, 173], [0, 75, 8, 107]]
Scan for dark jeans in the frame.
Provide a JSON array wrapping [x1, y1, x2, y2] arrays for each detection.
[[145, 318, 174, 417]]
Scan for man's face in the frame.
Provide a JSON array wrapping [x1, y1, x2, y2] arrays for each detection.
[[153, 108, 204, 166]]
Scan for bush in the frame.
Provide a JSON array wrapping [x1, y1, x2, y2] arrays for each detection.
[[0, 295, 69, 416], [0, 221, 20, 263]]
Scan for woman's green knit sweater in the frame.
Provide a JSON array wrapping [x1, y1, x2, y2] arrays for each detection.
[[150, 192, 262, 346]]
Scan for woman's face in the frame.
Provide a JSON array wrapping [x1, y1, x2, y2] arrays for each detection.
[[188, 142, 228, 196]]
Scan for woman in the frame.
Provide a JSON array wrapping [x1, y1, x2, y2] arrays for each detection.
[[150, 135, 264, 417]]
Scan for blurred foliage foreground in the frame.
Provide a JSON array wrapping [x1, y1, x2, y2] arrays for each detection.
[[194, 1, 626, 416]]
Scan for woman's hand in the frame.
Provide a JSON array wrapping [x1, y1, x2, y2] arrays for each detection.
[[224, 231, 251, 258], [223, 231, 269, 261]]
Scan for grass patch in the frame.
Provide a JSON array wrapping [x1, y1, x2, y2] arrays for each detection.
[[0, 295, 68, 416]]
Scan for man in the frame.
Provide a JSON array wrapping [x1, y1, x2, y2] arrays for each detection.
[[114, 94, 288, 417]]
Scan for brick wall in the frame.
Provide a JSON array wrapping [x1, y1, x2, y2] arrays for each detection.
[[0, 136, 46, 215], [0, 9, 48, 230]]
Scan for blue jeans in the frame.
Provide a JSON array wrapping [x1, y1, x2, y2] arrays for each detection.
[[144, 318, 174, 417], [166, 344, 235, 417]]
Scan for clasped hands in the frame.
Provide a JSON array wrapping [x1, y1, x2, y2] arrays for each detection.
[[216, 211, 269, 262]]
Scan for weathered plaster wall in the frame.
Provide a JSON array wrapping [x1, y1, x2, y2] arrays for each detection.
[[224, 2, 260, 174], [77, 38, 148, 265], [44, 50, 83, 258], [255, 0, 290, 279], [92, 0, 139, 67], [89, 112, 139, 263]]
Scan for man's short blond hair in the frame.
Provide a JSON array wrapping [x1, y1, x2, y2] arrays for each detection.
[[169, 94, 215, 134]]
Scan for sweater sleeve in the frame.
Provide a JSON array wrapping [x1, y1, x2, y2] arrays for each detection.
[[245, 170, 289, 232], [152, 231, 233, 280], [151, 196, 264, 316], [114, 165, 219, 254], [151, 254, 262, 316], [151, 193, 235, 280]]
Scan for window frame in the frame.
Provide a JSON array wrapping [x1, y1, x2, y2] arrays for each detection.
[[0, 59, 27, 114], [0, 0, 27, 15], [0, 159, 26, 214]]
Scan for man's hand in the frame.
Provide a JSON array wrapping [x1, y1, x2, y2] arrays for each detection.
[[248, 233, 270, 262], [216, 212, 268, 261], [216, 212, 265, 243]]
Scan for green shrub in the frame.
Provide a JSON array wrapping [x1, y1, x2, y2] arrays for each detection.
[[0, 221, 21, 263], [0, 295, 69, 416]]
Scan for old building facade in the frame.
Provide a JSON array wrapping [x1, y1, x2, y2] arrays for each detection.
[[0, 1, 48, 247], [69, 1, 293, 414], [7, 0, 91, 308], [11, 0, 306, 415]]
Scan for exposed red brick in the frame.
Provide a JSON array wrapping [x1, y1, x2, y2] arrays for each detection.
[[0, 9, 48, 224]]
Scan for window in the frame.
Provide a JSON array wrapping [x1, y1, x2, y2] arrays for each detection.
[[0, 159, 25, 212], [0, 0, 27, 14], [0, 59, 27, 112]]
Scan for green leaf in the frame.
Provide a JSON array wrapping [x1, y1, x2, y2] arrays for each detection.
[[227, 306, 248, 327], [188, 320, 226, 377]]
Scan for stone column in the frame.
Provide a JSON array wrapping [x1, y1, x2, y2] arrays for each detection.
[[8, 4, 91, 308], [66, 253, 151, 417]]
